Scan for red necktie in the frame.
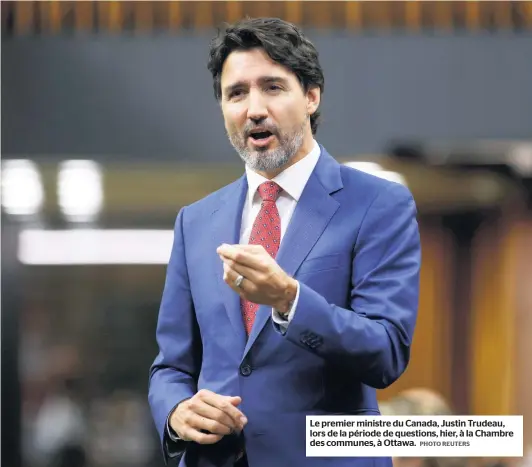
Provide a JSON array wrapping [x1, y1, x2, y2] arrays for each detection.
[[241, 181, 283, 335]]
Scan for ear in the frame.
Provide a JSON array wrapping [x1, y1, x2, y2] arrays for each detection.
[[306, 86, 321, 116]]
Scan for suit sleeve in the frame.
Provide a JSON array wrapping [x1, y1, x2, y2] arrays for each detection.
[[275, 182, 421, 389], [148, 207, 201, 463]]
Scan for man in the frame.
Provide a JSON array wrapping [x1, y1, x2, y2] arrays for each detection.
[[149, 17, 421, 467]]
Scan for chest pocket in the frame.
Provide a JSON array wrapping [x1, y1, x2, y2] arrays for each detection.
[[296, 253, 351, 277]]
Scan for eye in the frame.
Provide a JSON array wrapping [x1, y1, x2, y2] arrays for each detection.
[[267, 84, 282, 92], [228, 89, 245, 100]]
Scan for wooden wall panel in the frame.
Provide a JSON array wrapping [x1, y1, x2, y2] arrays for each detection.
[[514, 218, 532, 447], [303, 1, 332, 29], [43, 1, 66, 34], [284, 1, 302, 26], [469, 215, 519, 416], [12, 1, 34, 35], [96, 1, 122, 33], [133, 1, 154, 33], [405, 1, 422, 32], [436, 1, 453, 32], [4, 1, 530, 35], [242, 1, 270, 21], [167, 2, 182, 31], [225, 1, 243, 25], [345, 2, 362, 30], [378, 220, 453, 403], [524, 1, 532, 27], [74, 1, 94, 33], [469, 209, 532, 449], [465, 1, 481, 31]]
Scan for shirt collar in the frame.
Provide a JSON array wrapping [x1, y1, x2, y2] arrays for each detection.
[[245, 140, 321, 205]]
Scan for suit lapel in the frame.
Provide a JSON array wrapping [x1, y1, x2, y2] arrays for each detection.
[[212, 175, 248, 349], [242, 149, 343, 359]]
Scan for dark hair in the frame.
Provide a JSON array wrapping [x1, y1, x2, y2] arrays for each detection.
[[207, 17, 325, 135]]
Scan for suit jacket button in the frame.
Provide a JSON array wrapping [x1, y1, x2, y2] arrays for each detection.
[[240, 364, 252, 377]]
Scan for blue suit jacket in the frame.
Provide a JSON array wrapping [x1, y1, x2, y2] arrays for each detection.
[[149, 146, 421, 467]]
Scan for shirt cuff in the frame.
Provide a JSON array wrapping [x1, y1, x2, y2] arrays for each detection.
[[167, 414, 181, 442], [164, 402, 188, 459], [271, 280, 300, 332]]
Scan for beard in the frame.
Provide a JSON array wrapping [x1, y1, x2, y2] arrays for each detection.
[[227, 118, 306, 172]]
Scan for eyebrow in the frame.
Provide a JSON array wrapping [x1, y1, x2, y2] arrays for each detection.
[[223, 76, 290, 97]]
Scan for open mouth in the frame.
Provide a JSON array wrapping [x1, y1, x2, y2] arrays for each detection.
[[249, 130, 273, 141]]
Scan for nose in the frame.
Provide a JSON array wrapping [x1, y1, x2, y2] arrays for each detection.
[[246, 89, 268, 122]]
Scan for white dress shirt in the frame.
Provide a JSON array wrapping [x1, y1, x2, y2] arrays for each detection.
[[240, 140, 321, 328]]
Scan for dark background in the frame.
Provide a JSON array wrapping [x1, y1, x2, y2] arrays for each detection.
[[3, 34, 532, 161]]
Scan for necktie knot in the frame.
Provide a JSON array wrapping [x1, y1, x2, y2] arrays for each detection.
[[257, 181, 282, 202]]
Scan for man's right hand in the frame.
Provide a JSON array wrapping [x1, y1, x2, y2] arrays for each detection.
[[169, 389, 248, 444]]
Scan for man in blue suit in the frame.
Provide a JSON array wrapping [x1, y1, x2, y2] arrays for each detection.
[[149, 17, 421, 467]]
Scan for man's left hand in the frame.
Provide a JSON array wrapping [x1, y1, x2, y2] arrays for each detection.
[[217, 244, 297, 314]]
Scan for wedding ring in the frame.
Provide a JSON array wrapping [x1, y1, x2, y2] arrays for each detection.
[[234, 274, 244, 288]]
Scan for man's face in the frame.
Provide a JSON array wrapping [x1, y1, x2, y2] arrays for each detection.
[[220, 48, 319, 173]]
